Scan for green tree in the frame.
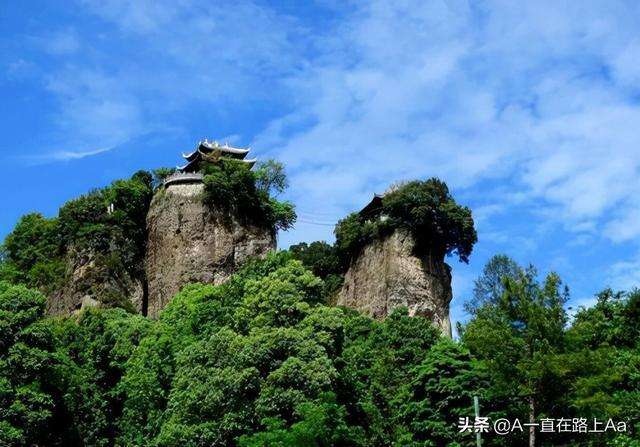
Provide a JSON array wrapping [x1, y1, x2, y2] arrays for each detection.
[[338, 309, 442, 445], [152, 167, 177, 189], [255, 160, 288, 196], [461, 265, 569, 447], [382, 179, 477, 262], [137, 257, 336, 446], [1, 213, 65, 291], [563, 289, 640, 439], [335, 178, 477, 266], [238, 393, 365, 447], [289, 242, 341, 279], [399, 338, 488, 446], [203, 159, 296, 231], [0, 282, 65, 446], [53, 308, 152, 447], [289, 241, 344, 302], [465, 254, 521, 315]]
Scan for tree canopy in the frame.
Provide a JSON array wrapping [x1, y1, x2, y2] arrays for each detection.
[[334, 178, 477, 265], [0, 172, 154, 298], [461, 257, 640, 446], [0, 165, 638, 446], [203, 159, 296, 232], [0, 253, 488, 446]]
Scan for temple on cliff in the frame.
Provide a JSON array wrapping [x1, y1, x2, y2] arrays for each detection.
[[165, 139, 257, 186], [178, 140, 256, 172], [359, 194, 384, 219]]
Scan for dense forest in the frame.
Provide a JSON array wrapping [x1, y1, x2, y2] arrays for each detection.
[[0, 163, 638, 446]]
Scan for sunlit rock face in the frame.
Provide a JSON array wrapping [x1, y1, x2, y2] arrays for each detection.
[[144, 182, 275, 318], [337, 229, 452, 337]]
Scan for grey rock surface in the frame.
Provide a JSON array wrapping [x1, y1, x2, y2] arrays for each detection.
[[47, 246, 144, 315], [144, 182, 275, 317], [337, 229, 452, 336]]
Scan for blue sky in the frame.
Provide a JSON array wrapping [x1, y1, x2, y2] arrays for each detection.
[[2, 0, 640, 327]]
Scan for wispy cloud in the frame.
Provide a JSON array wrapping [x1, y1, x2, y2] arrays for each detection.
[[7, 0, 640, 304], [608, 256, 640, 292], [48, 147, 112, 161], [252, 1, 640, 251], [23, 146, 113, 164], [21, 0, 307, 163], [41, 29, 81, 55]]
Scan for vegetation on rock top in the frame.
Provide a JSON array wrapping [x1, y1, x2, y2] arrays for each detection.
[[202, 159, 296, 231], [0, 160, 296, 308], [334, 178, 477, 266], [0, 171, 155, 299]]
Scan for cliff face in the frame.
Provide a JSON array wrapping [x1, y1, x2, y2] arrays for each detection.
[[337, 229, 452, 336], [47, 247, 144, 315], [144, 182, 276, 317]]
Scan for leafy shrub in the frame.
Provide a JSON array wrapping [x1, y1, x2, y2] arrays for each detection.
[[0, 172, 154, 307], [289, 242, 341, 279], [335, 178, 477, 265], [58, 170, 153, 275], [151, 167, 177, 189], [289, 241, 344, 301], [1, 214, 64, 292], [0, 282, 67, 446], [202, 159, 296, 231]]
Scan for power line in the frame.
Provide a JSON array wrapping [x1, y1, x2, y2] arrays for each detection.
[[296, 218, 336, 227], [296, 209, 341, 217], [297, 214, 337, 222]]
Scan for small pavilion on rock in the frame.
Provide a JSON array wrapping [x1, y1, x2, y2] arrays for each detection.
[[164, 139, 257, 186]]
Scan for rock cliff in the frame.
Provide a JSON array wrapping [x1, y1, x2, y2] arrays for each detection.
[[47, 247, 144, 315], [144, 181, 276, 317], [337, 229, 452, 336]]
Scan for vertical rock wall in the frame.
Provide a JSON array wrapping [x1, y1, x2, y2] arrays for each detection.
[[337, 229, 452, 336], [144, 182, 276, 317], [47, 247, 144, 315]]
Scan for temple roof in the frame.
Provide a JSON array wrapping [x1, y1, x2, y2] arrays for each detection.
[[181, 140, 250, 162], [177, 139, 256, 172], [200, 140, 250, 156], [359, 194, 384, 218]]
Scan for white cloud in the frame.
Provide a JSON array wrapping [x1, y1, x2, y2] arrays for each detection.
[[5, 59, 36, 80], [17, 0, 640, 254], [252, 0, 640, 247], [27, 0, 306, 161], [22, 146, 113, 164], [611, 39, 640, 85], [605, 199, 640, 242], [45, 69, 143, 150], [608, 256, 640, 291], [46, 147, 112, 161]]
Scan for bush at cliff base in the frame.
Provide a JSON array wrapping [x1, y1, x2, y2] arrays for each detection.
[[1, 252, 640, 446]]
